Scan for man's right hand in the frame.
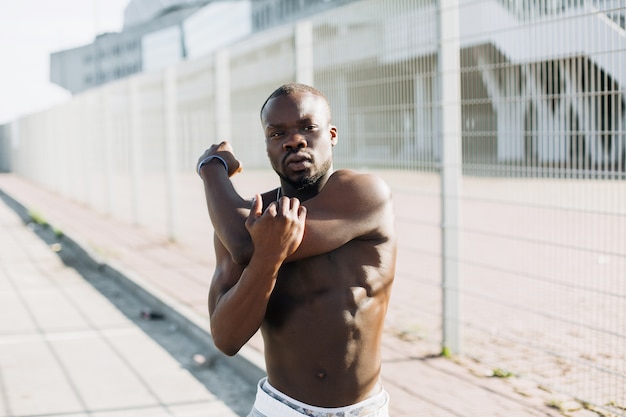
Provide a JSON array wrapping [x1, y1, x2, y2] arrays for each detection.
[[245, 194, 306, 262], [197, 141, 243, 178]]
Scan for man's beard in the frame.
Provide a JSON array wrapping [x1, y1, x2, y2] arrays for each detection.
[[276, 157, 332, 191]]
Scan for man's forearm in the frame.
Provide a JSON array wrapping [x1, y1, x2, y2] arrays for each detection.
[[200, 162, 254, 264], [210, 256, 281, 356]]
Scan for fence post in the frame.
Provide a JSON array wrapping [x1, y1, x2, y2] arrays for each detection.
[[164, 66, 178, 241], [81, 96, 93, 207], [102, 88, 114, 216], [129, 77, 143, 226], [438, 0, 463, 355], [215, 49, 231, 141], [295, 20, 314, 85]]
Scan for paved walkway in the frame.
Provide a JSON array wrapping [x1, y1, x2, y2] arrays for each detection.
[[0, 173, 579, 417], [0, 183, 256, 416]]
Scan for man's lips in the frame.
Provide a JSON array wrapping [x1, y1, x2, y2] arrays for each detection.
[[284, 153, 312, 170]]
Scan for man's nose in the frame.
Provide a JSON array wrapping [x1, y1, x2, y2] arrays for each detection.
[[283, 131, 307, 150]]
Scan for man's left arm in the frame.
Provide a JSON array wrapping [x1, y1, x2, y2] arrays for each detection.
[[284, 170, 395, 262], [198, 143, 254, 265]]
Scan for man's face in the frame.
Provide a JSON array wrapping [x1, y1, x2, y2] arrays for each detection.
[[261, 91, 337, 191]]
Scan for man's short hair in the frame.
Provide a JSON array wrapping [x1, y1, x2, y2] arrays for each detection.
[[260, 83, 331, 119]]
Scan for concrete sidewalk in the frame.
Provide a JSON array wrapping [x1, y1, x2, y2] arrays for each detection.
[[0, 186, 256, 416], [0, 173, 574, 417]]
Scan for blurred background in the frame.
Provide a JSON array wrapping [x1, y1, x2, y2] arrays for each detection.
[[0, 0, 624, 415], [0, 0, 128, 125]]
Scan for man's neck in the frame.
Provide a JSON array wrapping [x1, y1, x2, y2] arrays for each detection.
[[280, 170, 333, 202]]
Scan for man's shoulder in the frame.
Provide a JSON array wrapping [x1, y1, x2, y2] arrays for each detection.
[[329, 168, 385, 183], [328, 169, 391, 201], [328, 169, 395, 242]]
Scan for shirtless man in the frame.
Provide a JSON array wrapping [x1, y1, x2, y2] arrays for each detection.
[[197, 83, 396, 417]]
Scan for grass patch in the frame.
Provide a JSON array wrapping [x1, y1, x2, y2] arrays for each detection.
[[53, 227, 64, 238], [491, 368, 513, 378], [441, 346, 452, 358], [28, 210, 48, 227]]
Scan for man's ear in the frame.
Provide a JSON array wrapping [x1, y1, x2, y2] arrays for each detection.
[[330, 125, 338, 146]]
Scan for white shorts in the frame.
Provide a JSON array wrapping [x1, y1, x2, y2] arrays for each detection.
[[247, 377, 390, 417]]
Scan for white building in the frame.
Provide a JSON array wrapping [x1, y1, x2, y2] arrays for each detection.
[[49, 0, 211, 94], [49, 0, 359, 94]]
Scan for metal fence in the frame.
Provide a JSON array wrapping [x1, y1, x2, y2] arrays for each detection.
[[3, 0, 625, 414]]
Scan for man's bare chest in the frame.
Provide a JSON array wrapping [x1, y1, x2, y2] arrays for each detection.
[[264, 240, 389, 327]]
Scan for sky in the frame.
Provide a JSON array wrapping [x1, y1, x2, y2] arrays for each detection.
[[0, 0, 130, 125]]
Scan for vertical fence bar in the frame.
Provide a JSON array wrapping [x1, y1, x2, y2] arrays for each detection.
[[164, 66, 178, 241], [215, 49, 231, 141], [102, 88, 114, 216], [80, 96, 91, 207], [438, 0, 463, 354], [295, 20, 314, 85], [129, 77, 142, 226]]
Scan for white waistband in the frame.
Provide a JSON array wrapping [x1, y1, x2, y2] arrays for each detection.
[[251, 377, 390, 417]]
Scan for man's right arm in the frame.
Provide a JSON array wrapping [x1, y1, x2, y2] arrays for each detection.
[[208, 195, 306, 356], [208, 235, 280, 355]]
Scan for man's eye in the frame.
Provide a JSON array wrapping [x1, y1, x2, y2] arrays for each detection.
[[270, 132, 283, 138], [304, 125, 317, 131]]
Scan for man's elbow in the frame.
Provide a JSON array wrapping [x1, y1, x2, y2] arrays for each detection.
[[209, 315, 245, 356], [230, 243, 253, 266], [215, 342, 241, 357], [216, 229, 253, 265], [211, 330, 243, 357]]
